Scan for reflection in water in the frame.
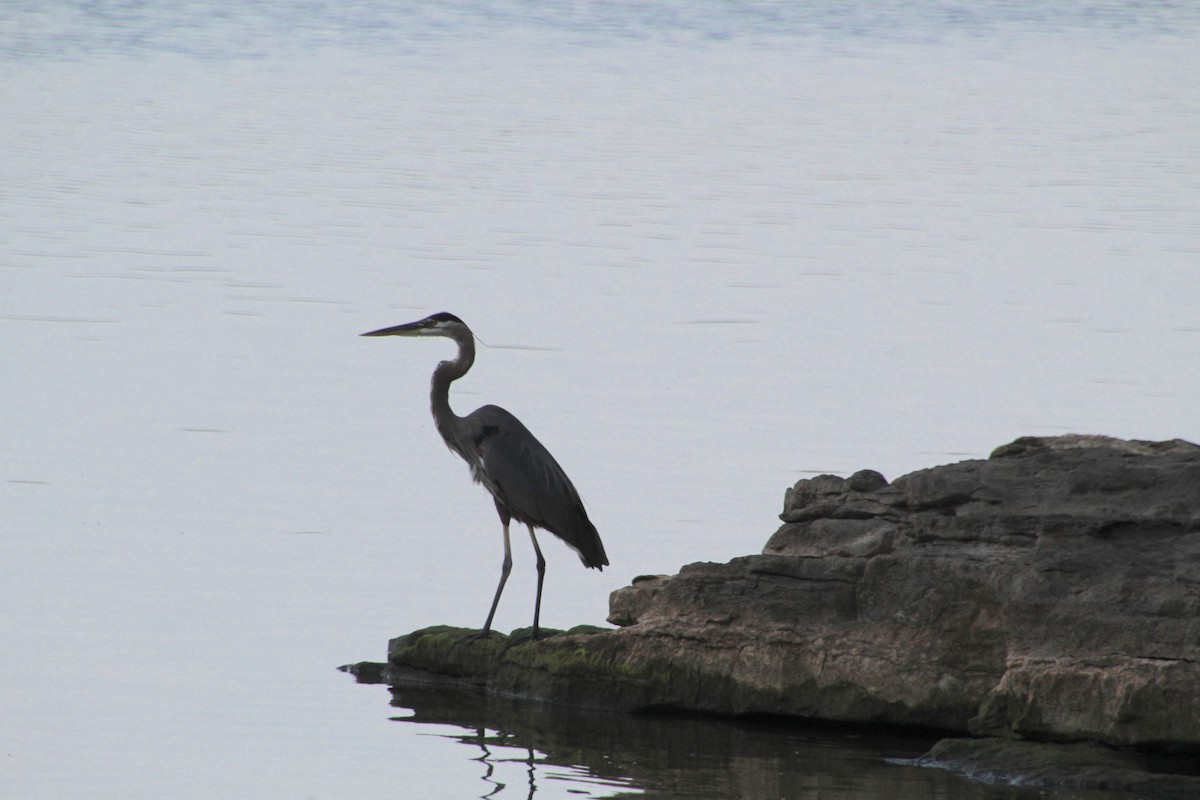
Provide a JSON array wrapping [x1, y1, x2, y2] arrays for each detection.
[[455, 728, 584, 800], [347, 669, 1095, 800], [462, 734, 631, 800], [391, 687, 642, 799], [458, 729, 535, 800]]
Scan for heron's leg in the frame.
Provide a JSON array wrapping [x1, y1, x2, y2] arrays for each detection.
[[528, 525, 546, 640], [478, 519, 512, 637]]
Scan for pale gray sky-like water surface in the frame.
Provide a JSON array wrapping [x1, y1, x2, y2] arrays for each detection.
[[2, 3, 1198, 798]]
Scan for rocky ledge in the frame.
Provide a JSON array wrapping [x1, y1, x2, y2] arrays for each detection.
[[350, 435, 1200, 794]]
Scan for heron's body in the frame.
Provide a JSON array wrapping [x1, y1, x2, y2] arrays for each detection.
[[450, 404, 607, 568], [362, 312, 607, 639]]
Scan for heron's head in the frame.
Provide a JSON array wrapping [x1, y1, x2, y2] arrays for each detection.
[[360, 312, 468, 339]]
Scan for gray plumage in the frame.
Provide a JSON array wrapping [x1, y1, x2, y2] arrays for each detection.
[[362, 312, 607, 639]]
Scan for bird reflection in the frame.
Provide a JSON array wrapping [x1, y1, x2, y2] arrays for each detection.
[[373, 679, 640, 799], [466, 728, 503, 799], [458, 725, 540, 800]]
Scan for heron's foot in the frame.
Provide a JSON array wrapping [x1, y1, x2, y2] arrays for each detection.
[[455, 628, 500, 644], [497, 626, 543, 652]]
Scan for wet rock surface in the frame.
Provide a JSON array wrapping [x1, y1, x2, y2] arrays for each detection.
[[356, 435, 1200, 794], [916, 738, 1200, 798]]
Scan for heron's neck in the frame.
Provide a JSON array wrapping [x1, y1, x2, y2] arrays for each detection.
[[430, 333, 475, 441]]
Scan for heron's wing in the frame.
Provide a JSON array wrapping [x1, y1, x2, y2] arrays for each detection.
[[464, 405, 608, 569]]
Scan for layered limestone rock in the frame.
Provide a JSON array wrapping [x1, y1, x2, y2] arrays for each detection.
[[375, 435, 1200, 755]]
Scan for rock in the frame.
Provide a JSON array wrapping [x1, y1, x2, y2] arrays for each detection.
[[916, 738, 1200, 798], [607, 574, 671, 628], [780, 469, 899, 522], [373, 435, 1200, 766]]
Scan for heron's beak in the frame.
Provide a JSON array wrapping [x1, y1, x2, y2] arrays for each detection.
[[360, 321, 426, 337]]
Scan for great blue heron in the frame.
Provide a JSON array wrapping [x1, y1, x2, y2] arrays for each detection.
[[361, 312, 608, 640]]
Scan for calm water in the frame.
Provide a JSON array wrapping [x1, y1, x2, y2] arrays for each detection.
[[3, 2, 1198, 798]]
